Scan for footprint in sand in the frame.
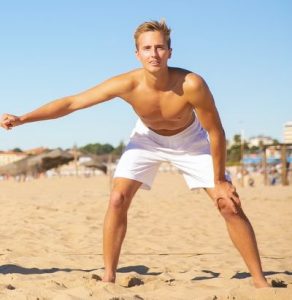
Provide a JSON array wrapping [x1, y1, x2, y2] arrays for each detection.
[[91, 274, 102, 281], [119, 275, 144, 288], [6, 284, 16, 290], [271, 279, 287, 288]]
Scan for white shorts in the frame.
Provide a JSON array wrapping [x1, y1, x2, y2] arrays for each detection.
[[114, 117, 217, 190]]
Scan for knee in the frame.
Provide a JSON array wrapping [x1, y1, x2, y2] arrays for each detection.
[[109, 190, 130, 211], [217, 198, 239, 221]]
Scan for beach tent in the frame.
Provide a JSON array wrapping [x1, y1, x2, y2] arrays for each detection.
[[0, 148, 74, 177]]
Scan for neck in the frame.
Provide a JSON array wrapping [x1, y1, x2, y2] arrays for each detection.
[[143, 67, 171, 91]]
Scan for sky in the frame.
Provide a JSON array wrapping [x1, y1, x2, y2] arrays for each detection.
[[0, 0, 291, 150]]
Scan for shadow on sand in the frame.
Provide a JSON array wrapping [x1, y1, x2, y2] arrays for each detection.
[[0, 264, 97, 275]]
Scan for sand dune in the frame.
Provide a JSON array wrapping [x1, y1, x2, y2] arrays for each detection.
[[0, 173, 291, 299]]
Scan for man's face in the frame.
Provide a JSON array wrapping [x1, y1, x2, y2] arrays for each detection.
[[136, 31, 172, 73]]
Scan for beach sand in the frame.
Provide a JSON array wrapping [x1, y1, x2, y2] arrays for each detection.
[[0, 173, 291, 299]]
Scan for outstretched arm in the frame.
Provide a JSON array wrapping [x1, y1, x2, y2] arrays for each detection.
[[1, 73, 133, 130], [186, 73, 240, 212]]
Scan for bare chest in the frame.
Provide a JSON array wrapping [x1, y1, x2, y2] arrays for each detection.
[[129, 91, 191, 122]]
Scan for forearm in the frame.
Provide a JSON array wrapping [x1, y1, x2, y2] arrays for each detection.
[[208, 128, 227, 182], [19, 96, 76, 124]]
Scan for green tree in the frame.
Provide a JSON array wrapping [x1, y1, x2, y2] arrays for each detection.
[[80, 143, 114, 155], [272, 139, 279, 145], [227, 134, 249, 164], [112, 141, 125, 156], [249, 145, 260, 153], [233, 134, 241, 145], [227, 144, 241, 163]]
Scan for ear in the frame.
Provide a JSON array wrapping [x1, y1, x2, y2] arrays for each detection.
[[135, 49, 141, 61], [168, 48, 172, 59]]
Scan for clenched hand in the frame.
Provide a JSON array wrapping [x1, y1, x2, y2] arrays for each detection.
[[0, 114, 22, 130]]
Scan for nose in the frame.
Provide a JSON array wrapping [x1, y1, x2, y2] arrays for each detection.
[[150, 47, 158, 57]]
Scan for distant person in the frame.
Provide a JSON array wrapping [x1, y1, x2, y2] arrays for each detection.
[[248, 177, 255, 187], [0, 20, 269, 287], [269, 167, 279, 186]]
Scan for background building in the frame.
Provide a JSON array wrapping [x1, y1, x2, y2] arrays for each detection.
[[0, 151, 27, 167], [283, 122, 292, 144], [0, 147, 47, 167], [248, 135, 274, 148]]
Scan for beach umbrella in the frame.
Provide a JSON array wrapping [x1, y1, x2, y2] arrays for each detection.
[[243, 157, 262, 164], [81, 159, 107, 174], [0, 148, 74, 177], [267, 157, 281, 164]]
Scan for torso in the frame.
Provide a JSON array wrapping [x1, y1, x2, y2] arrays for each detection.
[[121, 67, 195, 136]]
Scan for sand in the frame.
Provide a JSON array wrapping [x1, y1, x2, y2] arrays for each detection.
[[0, 173, 291, 299]]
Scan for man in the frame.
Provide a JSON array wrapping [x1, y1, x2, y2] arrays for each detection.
[[1, 20, 268, 287]]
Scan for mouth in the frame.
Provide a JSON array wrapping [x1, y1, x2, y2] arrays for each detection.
[[149, 61, 160, 66]]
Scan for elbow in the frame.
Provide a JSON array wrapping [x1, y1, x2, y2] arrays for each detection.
[[220, 127, 226, 139], [66, 96, 81, 112], [208, 126, 225, 138], [207, 126, 226, 146]]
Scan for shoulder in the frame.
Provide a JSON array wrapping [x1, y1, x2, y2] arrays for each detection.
[[168, 70, 214, 108], [102, 69, 142, 95], [169, 68, 207, 91], [181, 72, 212, 106], [183, 72, 207, 92], [107, 69, 140, 86]]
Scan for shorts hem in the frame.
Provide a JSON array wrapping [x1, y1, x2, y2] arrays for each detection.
[[113, 173, 152, 190], [189, 183, 215, 190]]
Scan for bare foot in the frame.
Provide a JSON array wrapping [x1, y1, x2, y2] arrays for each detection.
[[254, 278, 271, 288], [102, 274, 116, 283]]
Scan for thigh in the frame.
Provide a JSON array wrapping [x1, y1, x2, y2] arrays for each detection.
[[114, 147, 162, 190], [170, 153, 215, 190]]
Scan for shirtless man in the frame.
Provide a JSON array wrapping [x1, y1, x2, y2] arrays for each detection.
[[0, 20, 268, 287]]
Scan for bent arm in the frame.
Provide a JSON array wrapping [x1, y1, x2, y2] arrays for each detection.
[[186, 74, 226, 182], [186, 74, 240, 212]]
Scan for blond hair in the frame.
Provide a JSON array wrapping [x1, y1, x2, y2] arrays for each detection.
[[134, 20, 171, 50]]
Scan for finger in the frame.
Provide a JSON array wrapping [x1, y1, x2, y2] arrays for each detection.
[[231, 195, 240, 206], [227, 190, 240, 204], [1, 124, 9, 130], [2, 114, 12, 122], [230, 198, 238, 214], [215, 197, 223, 210], [231, 196, 241, 208], [1, 120, 7, 129], [3, 121, 13, 130], [233, 193, 241, 204], [4, 119, 12, 125], [229, 186, 236, 193], [233, 192, 240, 201], [5, 117, 16, 123], [3, 121, 13, 128]]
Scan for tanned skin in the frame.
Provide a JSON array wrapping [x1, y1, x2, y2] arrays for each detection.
[[1, 30, 269, 287]]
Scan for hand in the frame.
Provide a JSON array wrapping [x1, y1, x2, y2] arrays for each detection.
[[213, 181, 241, 214], [0, 114, 21, 130]]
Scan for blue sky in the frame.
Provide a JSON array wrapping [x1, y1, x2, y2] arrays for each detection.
[[1, 0, 291, 150]]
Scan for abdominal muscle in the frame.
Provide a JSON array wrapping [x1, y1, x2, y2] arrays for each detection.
[[140, 109, 195, 136]]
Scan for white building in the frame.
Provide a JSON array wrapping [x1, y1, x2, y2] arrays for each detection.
[[0, 147, 47, 167], [0, 151, 27, 166], [283, 122, 292, 144], [248, 135, 274, 147]]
